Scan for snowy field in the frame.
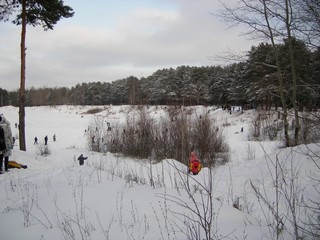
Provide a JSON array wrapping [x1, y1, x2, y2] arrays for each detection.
[[0, 105, 319, 240]]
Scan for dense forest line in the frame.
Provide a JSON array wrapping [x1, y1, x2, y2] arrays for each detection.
[[1, 39, 319, 109]]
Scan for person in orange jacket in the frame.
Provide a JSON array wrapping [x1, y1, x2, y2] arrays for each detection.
[[188, 151, 202, 175]]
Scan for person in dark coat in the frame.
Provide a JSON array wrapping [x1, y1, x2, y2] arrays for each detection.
[[44, 135, 48, 145], [77, 154, 88, 166], [0, 114, 13, 173]]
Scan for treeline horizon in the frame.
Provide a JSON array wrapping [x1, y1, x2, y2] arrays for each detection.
[[1, 39, 319, 110]]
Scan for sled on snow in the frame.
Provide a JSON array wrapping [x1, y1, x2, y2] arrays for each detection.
[[8, 161, 28, 169]]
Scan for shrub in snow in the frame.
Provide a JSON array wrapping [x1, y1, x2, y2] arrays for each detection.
[[36, 143, 51, 156], [87, 106, 230, 167]]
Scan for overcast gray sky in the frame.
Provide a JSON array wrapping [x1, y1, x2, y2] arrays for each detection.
[[0, 0, 257, 91]]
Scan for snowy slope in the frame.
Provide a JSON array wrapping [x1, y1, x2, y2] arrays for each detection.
[[0, 105, 318, 240]]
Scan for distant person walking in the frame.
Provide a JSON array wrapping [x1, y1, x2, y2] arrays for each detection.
[[77, 154, 88, 166], [53, 134, 56, 141], [34, 136, 38, 144], [44, 135, 48, 145], [0, 114, 14, 173]]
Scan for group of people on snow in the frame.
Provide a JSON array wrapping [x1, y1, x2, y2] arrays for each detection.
[[1, 113, 203, 174], [75, 151, 202, 172], [34, 134, 56, 145]]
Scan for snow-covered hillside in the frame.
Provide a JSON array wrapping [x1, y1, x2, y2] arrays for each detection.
[[0, 105, 319, 240]]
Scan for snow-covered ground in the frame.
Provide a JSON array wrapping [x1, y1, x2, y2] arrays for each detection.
[[0, 105, 319, 240]]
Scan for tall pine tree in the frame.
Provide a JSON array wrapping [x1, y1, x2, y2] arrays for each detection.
[[0, 0, 74, 150]]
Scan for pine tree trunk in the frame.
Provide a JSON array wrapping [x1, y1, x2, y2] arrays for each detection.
[[19, 0, 27, 151]]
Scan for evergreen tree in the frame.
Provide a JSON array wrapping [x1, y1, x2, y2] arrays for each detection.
[[208, 65, 233, 106], [0, 0, 74, 150], [126, 76, 140, 105], [0, 88, 9, 106], [279, 38, 313, 109], [245, 43, 279, 109], [309, 47, 320, 108]]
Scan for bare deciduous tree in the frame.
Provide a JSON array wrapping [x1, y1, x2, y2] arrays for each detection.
[[218, 0, 314, 146], [296, 0, 320, 48]]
